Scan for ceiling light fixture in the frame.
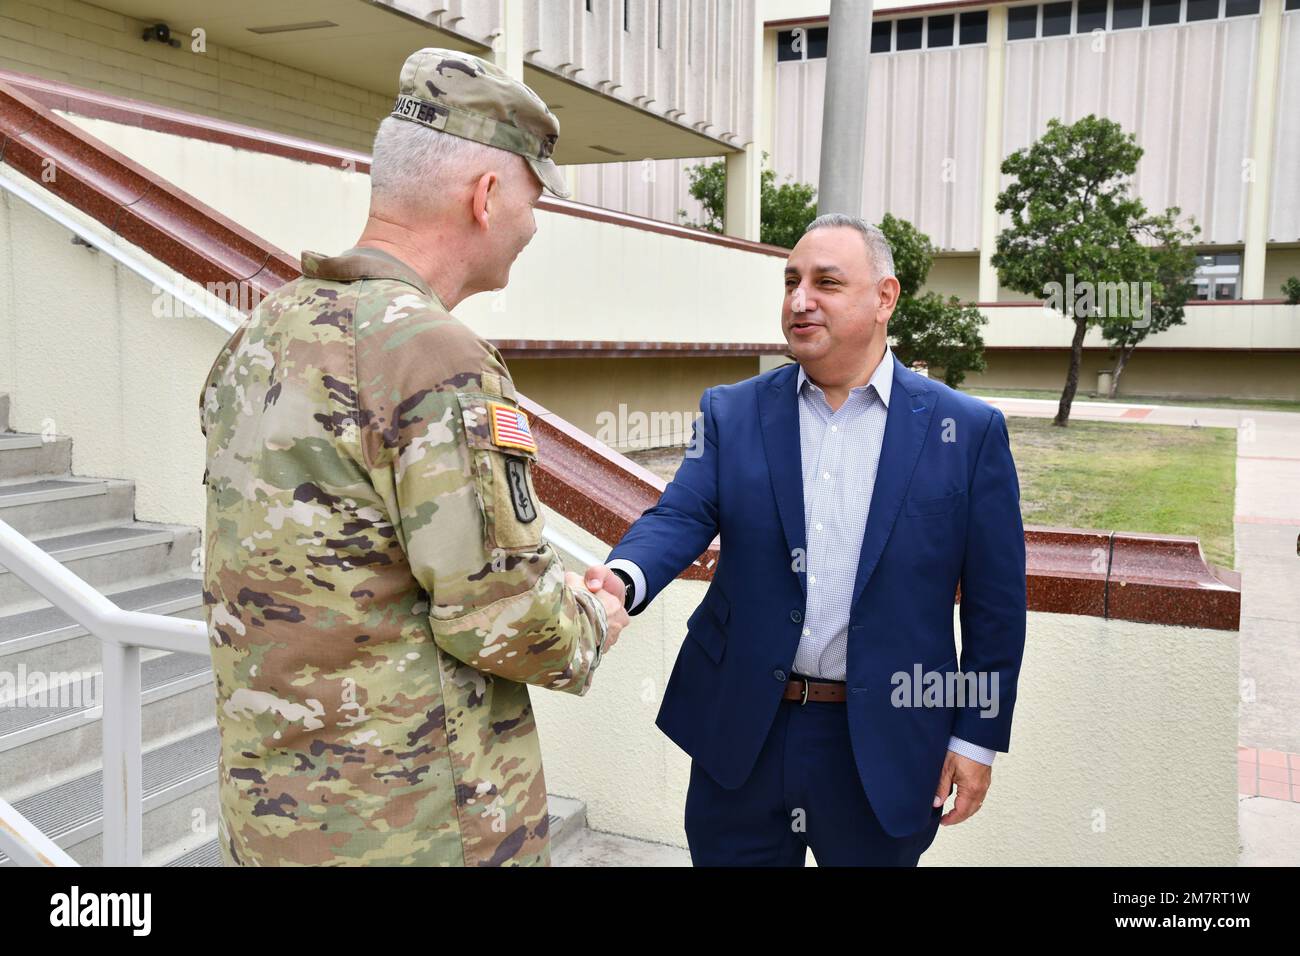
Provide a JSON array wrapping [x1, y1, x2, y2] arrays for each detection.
[[247, 21, 339, 34]]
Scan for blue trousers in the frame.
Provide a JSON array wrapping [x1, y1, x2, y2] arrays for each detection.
[[684, 694, 943, 866]]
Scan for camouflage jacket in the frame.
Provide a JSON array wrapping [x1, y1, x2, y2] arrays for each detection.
[[199, 246, 609, 866]]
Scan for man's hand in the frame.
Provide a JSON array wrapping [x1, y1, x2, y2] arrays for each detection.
[[582, 564, 626, 604], [933, 750, 991, 827], [565, 570, 629, 652]]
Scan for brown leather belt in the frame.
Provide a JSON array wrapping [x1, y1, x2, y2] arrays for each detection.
[[782, 674, 847, 704]]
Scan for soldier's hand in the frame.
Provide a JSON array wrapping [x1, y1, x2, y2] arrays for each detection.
[[566, 571, 629, 652], [582, 564, 626, 605]]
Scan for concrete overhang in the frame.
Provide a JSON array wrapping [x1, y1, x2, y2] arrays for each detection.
[[92, 0, 738, 163]]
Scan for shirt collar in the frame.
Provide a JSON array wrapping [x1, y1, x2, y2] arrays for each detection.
[[797, 344, 894, 409], [299, 246, 444, 308]]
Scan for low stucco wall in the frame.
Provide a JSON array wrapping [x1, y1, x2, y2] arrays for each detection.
[[964, 348, 1300, 402], [540, 507, 1239, 866]]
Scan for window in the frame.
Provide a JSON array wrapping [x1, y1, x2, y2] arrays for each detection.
[[928, 13, 955, 46], [1148, 0, 1181, 25], [871, 21, 892, 52], [777, 26, 828, 60], [1186, 0, 1219, 20], [623, 0, 630, 31], [1193, 253, 1242, 301], [807, 26, 828, 57], [1042, 1, 1072, 34], [1288, 0, 1300, 11], [897, 17, 924, 49], [1112, 0, 1145, 26], [777, 29, 801, 61], [657, 0, 663, 47], [1008, 5, 1039, 39], [1225, 0, 1260, 14], [960, 10, 989, 43], [1077, 0, 1109, 31]]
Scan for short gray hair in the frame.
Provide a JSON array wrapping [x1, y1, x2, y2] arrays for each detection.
[[369, 115, 519, 210], [804, 213, 895, 280]]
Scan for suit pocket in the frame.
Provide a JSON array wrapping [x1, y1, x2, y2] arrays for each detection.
[[685, 587, 730, 664], [905, 489, 965, 517]]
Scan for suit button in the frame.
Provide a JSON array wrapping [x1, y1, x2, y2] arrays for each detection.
[[790, 610, 803, 623], [773, 669, 787, 682]]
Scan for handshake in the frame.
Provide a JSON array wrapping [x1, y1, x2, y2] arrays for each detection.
[[563, 564, 631, 651]]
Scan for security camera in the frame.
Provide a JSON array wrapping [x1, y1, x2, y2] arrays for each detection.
[[141, 23, 180, 48]]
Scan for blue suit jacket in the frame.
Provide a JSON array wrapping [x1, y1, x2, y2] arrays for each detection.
[[607, 354, 1027, 838]]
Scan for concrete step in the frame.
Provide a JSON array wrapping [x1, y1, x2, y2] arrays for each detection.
[[0, 476, 135, 538], [0, 650, 214, 800], [0, 523, 200, 612], [156, 793, 592, 867], [0, 726, 219, 867], [0, 432, 72, 481], [0, 576, 204, 683]]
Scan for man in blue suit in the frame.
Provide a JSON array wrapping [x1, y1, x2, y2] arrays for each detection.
[[585, 214, 1026, 866]]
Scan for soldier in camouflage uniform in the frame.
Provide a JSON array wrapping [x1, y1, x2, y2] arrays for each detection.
[[199, 48, 629, 866]]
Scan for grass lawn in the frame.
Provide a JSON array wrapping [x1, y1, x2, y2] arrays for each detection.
[[625, 416, 1238, 570], [1007, 416, 1237, 569], [965, 385, 1300, 414]]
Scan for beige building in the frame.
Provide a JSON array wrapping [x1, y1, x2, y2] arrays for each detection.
[[1, 0, 1296, 407]]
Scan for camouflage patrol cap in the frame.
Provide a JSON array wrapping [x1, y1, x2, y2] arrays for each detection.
[[391, 47, 569, 199]]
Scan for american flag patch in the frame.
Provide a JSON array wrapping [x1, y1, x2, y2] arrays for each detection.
[[488, 402, 537, 453]]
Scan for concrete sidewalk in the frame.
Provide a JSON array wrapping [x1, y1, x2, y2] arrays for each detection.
[[976, 394, 1300, 866]]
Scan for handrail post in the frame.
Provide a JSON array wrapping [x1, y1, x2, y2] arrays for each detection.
[[100, 640, 143, 866]]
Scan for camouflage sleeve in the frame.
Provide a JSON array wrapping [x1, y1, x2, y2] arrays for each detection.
[[355, 303, 609, 695]]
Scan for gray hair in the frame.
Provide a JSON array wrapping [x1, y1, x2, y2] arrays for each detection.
[[369, 115, 519, 210], [804, 213, 896, 280]]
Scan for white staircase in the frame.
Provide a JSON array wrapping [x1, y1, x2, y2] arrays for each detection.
[[0, 390, 593, 866], [0, 390, 218, 866]]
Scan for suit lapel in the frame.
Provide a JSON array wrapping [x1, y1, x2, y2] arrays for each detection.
[[758, 365, 807, 598], [851, 354, 935, 610]]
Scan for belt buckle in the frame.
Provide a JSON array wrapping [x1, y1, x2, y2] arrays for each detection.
[[800, 676, 809, 706]]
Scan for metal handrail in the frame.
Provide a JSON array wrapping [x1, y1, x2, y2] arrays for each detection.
[[0, 168, 242, 334], [0, 518, 207, 866], [0, 795, 78, 867], [0, 515, 601, 866]]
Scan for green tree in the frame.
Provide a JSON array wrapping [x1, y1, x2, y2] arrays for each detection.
[[992, 115, 1198, 425], [877, 214, 988, 388], [1099, 210, 1199, 398], [678, 154, 817, 248], [1283, 276, 1300, 305]]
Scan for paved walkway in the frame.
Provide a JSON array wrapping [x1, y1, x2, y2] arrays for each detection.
[[976, 395, 1300, 864]]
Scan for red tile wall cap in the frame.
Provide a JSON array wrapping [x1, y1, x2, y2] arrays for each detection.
[[0, 79, 300, 303], [1022, 525, 1240, 631]]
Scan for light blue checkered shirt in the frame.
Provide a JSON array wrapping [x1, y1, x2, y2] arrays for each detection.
[[794, 346, 993, 766]]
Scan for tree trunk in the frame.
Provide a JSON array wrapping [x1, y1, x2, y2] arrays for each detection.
[[1054, 317, 1089, 426], [1108, 345, 1134, 399]]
